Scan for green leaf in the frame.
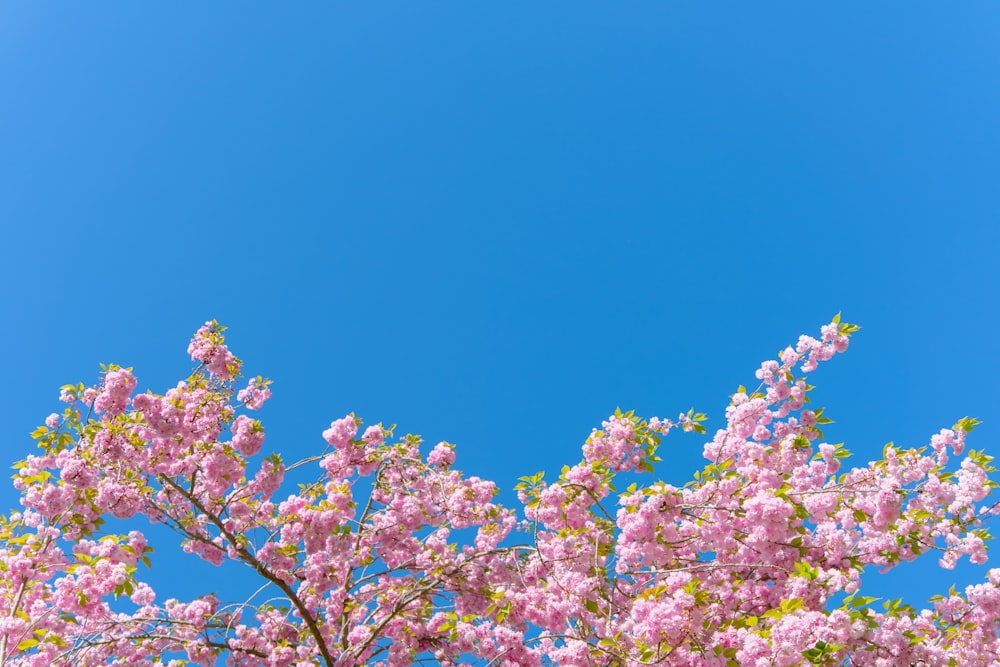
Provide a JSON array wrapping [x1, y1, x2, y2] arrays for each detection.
[[954, 417, 981, 433], [838, 321, 861, 335], [850, 595, 878, 608]]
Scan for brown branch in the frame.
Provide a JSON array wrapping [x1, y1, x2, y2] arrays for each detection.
[[158, 474, 336, 667]]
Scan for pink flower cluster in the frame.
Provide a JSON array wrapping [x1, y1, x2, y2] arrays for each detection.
[[237, 377, 272, 410], [93, 368, 137, 417], [187, 320, 241, 380]]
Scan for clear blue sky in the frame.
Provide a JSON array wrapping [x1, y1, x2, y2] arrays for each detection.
[[1, 1, 998, 622]]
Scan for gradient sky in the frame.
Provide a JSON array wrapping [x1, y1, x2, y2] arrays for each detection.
[[1, 1, 998, 635]]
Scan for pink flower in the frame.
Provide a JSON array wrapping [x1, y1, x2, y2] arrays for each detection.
[[237, 377, 272, 410], [361, 425, 384, 446], [428, 442, 456, 467], [232, 415, 265, 457], [93, 369, 137, 416], [187, 321, 241, 380], [322, 416, 358, 449]]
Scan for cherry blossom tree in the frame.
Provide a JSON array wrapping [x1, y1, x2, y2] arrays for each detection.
[[2, 318, 998, 666]]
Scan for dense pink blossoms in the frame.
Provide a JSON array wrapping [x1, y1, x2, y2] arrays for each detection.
[[2, 317, 998, 666]]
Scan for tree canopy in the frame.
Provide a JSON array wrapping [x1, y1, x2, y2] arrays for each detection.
[[2, 318, 997, 666]]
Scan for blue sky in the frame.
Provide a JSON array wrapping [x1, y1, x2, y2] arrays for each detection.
[[1, 1, 998, 627]]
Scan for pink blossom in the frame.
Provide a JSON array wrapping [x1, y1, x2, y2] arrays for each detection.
[[361, 425, 384, 446], [93, 368, 137, 416], [427, 441, 455, 467], [237, 377, 272, 410], [187, 320, 241, 380], [322, 415, 358, 449], [232, 415, 265, 457]]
